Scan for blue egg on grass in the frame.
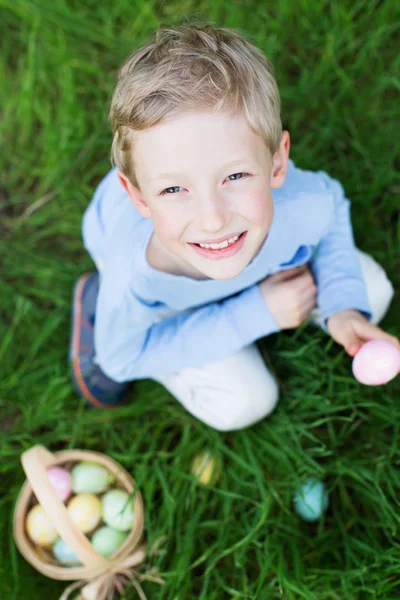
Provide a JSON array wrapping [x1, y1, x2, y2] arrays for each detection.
[[293, 477, 329, 522], [53, 538, 81, 566]]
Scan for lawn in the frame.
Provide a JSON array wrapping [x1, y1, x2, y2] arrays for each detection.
[[1, 0, 400, 598]]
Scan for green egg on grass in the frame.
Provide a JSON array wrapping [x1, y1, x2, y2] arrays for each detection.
[[71, 462, 115, 494], [91, 526, 128, 557]]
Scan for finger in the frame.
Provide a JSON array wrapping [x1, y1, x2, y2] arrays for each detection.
[[348, 342, 362, 357], [326, 319, 363, 356], [299, 295, 317, 319], [273, 265, 308, 281], [304, 300, 317, 319], [353, 320, 400, 348], [337, 328, 363, 357], [294, 272, 317, 295], [298, 288, 318, 317]]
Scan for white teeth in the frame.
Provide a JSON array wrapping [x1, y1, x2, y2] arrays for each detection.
[[198, 234, 240, 250]]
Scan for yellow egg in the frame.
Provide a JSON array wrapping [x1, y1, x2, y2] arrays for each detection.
[[67, 493, 102, 533], [26, 504, 58, 547], [191, 450, 221, 485]]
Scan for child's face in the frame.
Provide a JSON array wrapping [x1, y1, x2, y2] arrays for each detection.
[[118, 109, 290, 280]]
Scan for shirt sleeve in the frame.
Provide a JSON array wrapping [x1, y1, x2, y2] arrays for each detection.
[[310, 171, 372, 331], [94, 282, 280, 382]]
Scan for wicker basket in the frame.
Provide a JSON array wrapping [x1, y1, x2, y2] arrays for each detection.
[[13, 445, 149, 599]]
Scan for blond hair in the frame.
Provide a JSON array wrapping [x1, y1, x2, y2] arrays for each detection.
[[109, 19, 282, 188]]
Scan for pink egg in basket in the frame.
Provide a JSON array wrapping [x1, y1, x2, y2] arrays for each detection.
[[352, 340, 400, 386], [47, 466, 72, 502]]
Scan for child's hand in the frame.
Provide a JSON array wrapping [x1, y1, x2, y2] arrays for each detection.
[[258, 265, 318, 330], [327, 309, 400, 357]]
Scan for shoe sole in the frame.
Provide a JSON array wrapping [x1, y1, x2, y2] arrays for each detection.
[[70, 272, 128, 409]]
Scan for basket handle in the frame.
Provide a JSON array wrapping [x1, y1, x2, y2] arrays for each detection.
[[21, 445, 109, 569]]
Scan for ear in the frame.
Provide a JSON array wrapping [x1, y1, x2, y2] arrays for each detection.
[[271, 130, 290, 189], [117, 170, 152, 218]]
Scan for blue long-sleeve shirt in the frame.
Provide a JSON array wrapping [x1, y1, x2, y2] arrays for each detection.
[[82, 159, 372, 382]]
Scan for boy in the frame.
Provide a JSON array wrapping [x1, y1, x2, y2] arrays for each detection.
[[69, 21, 398, 431]]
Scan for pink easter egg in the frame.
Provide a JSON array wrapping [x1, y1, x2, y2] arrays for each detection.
[[352, 340, 400, 386], [47, 466, 72, 502]]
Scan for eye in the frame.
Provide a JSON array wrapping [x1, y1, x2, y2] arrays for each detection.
[[160, 185, 184, 196], [227, 172, 250, 182], [159, 173, 250, 196]]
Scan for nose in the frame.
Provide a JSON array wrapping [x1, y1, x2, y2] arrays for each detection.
[[193, 193, 230, 234]]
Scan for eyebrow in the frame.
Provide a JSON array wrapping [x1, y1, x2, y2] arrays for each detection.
[[150, 158, 251, 182]]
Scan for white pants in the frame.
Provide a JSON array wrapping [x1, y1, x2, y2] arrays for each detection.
[[97, 250, 394, 432]]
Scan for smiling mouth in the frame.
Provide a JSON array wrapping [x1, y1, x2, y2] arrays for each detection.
[[191, 231, 246, 249], [188, 231, 248, 260]]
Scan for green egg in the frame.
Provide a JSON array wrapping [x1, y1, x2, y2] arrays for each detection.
[[91, 526, 128, 557], [101, 490, 135, 531], [71, 461, 114, 494]]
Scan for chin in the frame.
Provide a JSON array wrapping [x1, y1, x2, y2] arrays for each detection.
[[203, 264, 247, 280]]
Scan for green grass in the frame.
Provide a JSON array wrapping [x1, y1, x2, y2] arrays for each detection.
[[1, 0, 400, 598]]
